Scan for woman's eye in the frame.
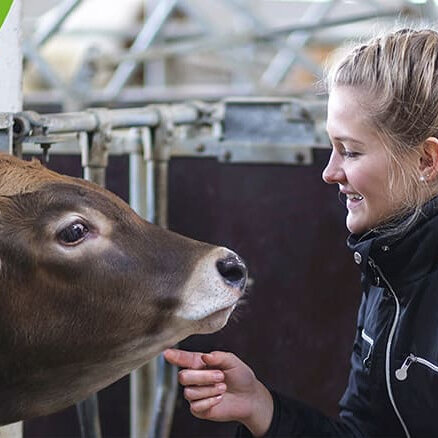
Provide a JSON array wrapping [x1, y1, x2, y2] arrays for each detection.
[[342, 151, 360, 158], [58, 222, 89, 245]]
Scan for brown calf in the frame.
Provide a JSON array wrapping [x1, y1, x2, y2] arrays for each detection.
[[0, 153, 247, 425]]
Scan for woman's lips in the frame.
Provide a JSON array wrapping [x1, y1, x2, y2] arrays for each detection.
[[346, 193, 364, 210]]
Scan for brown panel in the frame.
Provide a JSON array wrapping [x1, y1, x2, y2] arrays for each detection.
[[168, 150, 360, 437]]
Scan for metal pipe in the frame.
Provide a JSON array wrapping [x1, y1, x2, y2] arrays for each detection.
[[129, 128, 160, 438], [101, 8, 402, 64], [147, 354, 178, 438], [104, 0, 178, 98], [130, 362, 158, 438], [15, 105, 199, 136], [76, 394, 102, 438], [147, 120, 179, 438], [76, 123, 112, 438], [32, 0, 83, 48], [128, 118, 177, 438], [128, 125, 178, 438], [261, 0, 339, 87]]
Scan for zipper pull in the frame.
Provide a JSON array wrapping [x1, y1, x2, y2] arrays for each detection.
[[395, 354, 417, 381]]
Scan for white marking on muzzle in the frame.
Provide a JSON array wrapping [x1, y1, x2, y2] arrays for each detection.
[[176, 247, 244, 321]]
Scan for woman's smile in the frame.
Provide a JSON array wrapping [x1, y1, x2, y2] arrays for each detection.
[[345, 192, 364, 210]]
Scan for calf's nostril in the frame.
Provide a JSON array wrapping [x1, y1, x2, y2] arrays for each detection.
[[216, 255, 247, 289]]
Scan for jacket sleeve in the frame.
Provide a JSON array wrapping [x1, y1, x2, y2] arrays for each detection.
[[235, 390, 362, 438]]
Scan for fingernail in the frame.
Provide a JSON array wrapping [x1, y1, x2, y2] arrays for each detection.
[[214, 372, 223, 382], [217, 383, 226, 392]]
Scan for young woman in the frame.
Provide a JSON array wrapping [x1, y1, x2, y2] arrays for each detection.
[[164, 28, 438, 437]]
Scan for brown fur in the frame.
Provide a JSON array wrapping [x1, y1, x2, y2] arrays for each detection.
[[0, 153, 246, 424]]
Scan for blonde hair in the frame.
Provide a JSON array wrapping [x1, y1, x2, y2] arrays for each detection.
[[326, 28, 438, 234]]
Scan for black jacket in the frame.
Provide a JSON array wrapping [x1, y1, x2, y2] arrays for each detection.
[[237, 198, 438, 438]]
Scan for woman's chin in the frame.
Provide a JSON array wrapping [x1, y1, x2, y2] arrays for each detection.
[[346, 214, 369, 235]]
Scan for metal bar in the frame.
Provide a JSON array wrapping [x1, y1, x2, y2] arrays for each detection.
[[76, 394, 102, 438], [128, 123, 177, 438], [224, 0, 323, 87], [15, 105, 199, 136], [130, 362, 158, 438], [100, 8, 402, 64], [104, 0, 178, 99], [24, 84, 256, 107], [0, 113, 13, 154], [22, 40, 73, 97], [32, 0, 83, 48], [145, 110, 179, 438], [129, 128, 159, 438], [147, 354, 178, 438], [261, 0, 339, 87], [75, 116, 113, 438]]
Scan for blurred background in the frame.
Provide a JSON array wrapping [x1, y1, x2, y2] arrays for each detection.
[[21, 0, 437, 111]]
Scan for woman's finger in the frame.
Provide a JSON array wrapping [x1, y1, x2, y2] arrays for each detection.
[[178, 369, 224, 386], [189, 394, 223, 415], [184, 383, 227, 401]]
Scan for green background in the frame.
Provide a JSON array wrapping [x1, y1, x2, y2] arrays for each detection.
[[0, 0, 14, 30]]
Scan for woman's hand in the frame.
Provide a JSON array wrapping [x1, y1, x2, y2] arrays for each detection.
[[164, 348, 273, 437]]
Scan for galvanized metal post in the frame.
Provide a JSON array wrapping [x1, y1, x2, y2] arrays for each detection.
[[148, 107, 178, 438], [77, 115, 112, 438], [129, 128, 160, 438], [129, 108, 177, 438], [0, 0, 23, 437]]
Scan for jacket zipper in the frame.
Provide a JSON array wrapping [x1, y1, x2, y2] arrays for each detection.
[[396, 353, 438, 381], [361, 329, 374, 368], [368, 257, 411, 438]]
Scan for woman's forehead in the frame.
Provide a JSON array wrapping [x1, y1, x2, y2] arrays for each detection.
[[327, 86, 377, 143]]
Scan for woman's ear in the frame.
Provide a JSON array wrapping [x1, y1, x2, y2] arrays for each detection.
[[419, 137, 438, 181]]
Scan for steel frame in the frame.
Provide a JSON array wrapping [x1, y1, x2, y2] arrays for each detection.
[[22, 0, 434, 109]]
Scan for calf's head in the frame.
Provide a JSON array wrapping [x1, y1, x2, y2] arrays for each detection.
[[0, 154, 247, 424]]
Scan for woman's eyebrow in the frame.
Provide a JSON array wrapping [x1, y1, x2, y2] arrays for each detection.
[[332, 136, 364, 145]]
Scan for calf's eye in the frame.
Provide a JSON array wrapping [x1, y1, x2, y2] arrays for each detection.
[[58, 222, 89, 245]]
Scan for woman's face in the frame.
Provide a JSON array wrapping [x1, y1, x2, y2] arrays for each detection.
[[323, 86, 406, 234]]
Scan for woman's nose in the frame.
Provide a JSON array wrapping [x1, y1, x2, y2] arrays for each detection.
[[322, 151, 345, 184]]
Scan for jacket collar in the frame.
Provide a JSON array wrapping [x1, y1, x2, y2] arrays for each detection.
[[347, 196, 438, 288]]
